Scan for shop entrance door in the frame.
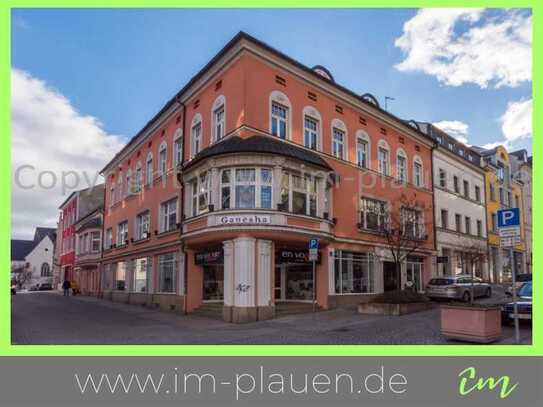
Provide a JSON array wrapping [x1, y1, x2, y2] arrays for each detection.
[[275, 263, 314, 302], [383, 261, 398, 292], [203, 265, 224, 302]]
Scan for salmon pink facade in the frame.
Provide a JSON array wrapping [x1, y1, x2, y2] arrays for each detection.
[[100, 32, 437, 322]]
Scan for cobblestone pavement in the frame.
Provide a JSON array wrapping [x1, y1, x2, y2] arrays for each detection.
[[11, 291, 531, 345]]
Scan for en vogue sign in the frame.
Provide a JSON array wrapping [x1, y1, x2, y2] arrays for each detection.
[[217, 214, 272, 226]]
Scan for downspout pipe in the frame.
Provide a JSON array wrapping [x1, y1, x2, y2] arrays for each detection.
[[429, 127, 439, 275], [174, 96, 189, 315]]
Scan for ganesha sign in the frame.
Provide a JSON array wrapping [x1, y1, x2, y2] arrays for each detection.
[[217, 214, 272, 226]]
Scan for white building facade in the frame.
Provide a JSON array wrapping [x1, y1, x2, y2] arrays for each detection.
[[431, 134, 489, 279]]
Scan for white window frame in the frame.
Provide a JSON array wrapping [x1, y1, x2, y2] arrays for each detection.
[[191, 115, 202, 158], [134, 162, 142, 193], [160, 198, 178, 233], [333, 251, 375, 295], [396, 149, 407, 183], [413, 156, 423, 187], [158, 141, 167, 177], [125, 169, 132, 197], [331, 119, 347, 160], [91, 231, 101, 252], [117, 171, 123, 202], [377, 140, 390, 176], [438, 168, 446, 188], [269, 90, 292, 140], [173, 128, 183, 167], [360, 197, 388, 231], [281, 172, 319, 217], [271, 102, 289, 140], [211, 95, 226, 142], [117, 221, 128, 246], [105, 228, 113, 249], [356, 130, 370, 168], [135, 210, 150, 240], [302, 106, 322, 150], [146, 152, 153, 186], [401, 207, 424, 239]]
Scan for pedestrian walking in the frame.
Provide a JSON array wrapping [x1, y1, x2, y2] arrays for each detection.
[[62, 280, 71, 297]]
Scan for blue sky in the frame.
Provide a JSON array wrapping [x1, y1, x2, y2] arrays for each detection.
[[10, 8, 532, 238]]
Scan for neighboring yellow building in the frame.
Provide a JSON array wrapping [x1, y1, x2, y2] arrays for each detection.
[[474, 145, 526, 282]]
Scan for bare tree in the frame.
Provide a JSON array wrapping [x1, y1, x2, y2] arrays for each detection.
[[378, 193, 432, 291]]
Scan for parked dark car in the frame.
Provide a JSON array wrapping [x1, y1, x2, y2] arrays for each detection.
[[11, 286, 16, 295], [505, 273, 532, 296], [502, 282, 532, 324], [38, 283, 53, 291], [425, 275, 491, 302]]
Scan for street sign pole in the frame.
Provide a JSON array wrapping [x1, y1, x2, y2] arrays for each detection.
[[497, 208, 521, 344], [308, 239, 319, 314]]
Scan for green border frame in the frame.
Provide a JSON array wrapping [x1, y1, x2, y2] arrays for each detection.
[[1, 1, 539, 357]]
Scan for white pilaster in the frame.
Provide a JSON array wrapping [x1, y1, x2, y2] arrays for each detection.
[[210, 167, 220, 209], [233, 237, 256, 307], [272, 165, 283, 210], [223, 240, 234, 306], [257, 240, 272, 307]]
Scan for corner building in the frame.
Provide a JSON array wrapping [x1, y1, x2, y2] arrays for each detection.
[[101, 32, 437, 322]]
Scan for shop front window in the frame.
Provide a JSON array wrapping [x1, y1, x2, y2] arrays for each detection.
[[133, 257, 151, 293], [158, 253, 176, 293], [333, 251, 375, 294], [406, 258, 424, 292], [116, 261, 126, 291]]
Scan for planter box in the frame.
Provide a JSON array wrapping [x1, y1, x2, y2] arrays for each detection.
[[358, 302, 433, 316], [440, 304, 501, 343]]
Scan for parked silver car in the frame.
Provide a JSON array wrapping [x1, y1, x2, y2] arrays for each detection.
[[425, 275, 492, 302]]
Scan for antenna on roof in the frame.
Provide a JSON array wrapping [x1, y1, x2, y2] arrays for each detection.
[[385, 96, 395, 112]]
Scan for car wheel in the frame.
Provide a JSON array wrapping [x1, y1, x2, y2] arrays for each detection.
[[485, 287, 492, 298], [462, 291, 471, 303]]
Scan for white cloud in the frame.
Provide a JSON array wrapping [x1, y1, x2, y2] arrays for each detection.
[[481, 98, 532, 150], [433, 120, 470, 145], [395, 9, 532, 88], [11, 68, 125, 239]]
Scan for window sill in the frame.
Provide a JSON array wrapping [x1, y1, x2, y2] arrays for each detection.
[[133, 237, 151, 245], [156, 229, 178, 239], [357, 227, 384, 236], [116, 244, 128, 249]]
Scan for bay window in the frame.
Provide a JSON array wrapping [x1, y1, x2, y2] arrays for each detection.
[[219, 167, 273, 210], [360, 197, 387, 231], [160, 198, 177, 232], [280, 172, 318, 217], [271, 102, 288, 139], [304, 116, 319, 150], [333, 251, 375, 294]]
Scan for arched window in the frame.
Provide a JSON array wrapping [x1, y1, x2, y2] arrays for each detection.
[[377, 140, 390, 176], [40, 263, 50, 277], [158, 141, 167, 176], [269, 90, 292, 140], [331, 119, 348, 160], [117, 171, 123, 202], [190, 114, 202, 158], [135, 162, 142, 192], [413, 155, 424, 187], [146, 152, 153, 186], [211, 95, 226, 142], [126, 169, 132, 196], [356, 130, 370, 169], [396, 148, 407, 183], [302, 106, 322, 150], [173, 128, 183, 167]]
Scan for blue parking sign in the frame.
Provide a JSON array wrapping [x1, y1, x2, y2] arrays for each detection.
[[309, 239, 319, 250], [497, 208, 520, 228]]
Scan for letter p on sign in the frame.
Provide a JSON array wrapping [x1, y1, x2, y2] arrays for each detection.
[[497, 208, 520, 228]]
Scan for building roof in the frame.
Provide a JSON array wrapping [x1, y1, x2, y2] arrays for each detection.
[[183, 135, 333, 171], [11, 240, 36, 261], [33, 227, 56, 244], [101, 31, 435, 174], [58, 184, 104, 210], [415, 121, 482, 166]]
